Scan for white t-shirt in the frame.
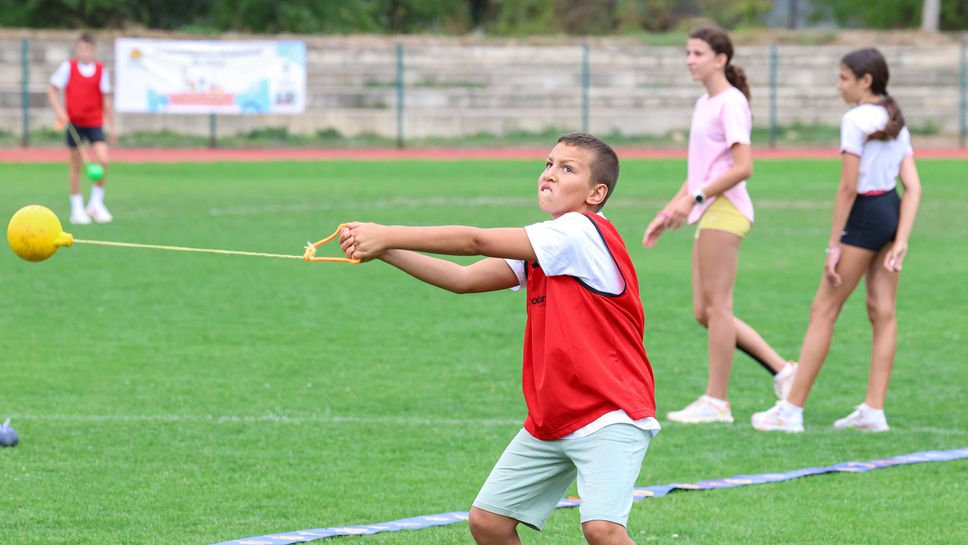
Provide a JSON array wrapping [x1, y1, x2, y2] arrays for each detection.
[[504, 211, 625, 295], [50, 61, 112, 93], [840, 103, 913, 194], [505, 211, 660, 439]]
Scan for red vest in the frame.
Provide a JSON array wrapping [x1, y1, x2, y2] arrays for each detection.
[[66, 60, 104, 127], [522, 213, 656, 440]]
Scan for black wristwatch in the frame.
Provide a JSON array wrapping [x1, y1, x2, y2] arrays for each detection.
[[692, 190, 707, 205]]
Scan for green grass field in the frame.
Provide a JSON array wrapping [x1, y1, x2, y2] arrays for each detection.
[[1, 158, 965, 545]]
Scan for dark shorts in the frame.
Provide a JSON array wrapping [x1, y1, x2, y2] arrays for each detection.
[[840, 189, 900, 252], [66, 125, 105, 148]]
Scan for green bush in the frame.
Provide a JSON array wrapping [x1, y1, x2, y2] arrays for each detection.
[[809, 0, 968, 30], [0, 0, 791, 34]]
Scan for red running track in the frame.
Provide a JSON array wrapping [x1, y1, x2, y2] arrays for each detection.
[[1, 146, 966, 163]]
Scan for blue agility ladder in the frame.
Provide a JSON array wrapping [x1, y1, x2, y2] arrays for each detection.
[[212, 448, 967, 545]]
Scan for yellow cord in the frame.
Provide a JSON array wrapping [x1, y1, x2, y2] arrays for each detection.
[[71, 225, 360, 264], [73, 239, 305, 260]]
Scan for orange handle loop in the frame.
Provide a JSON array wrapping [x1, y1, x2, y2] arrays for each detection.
[[303, 224, 361, 264]]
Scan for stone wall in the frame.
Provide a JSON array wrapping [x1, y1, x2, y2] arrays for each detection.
[[1, 31, 965, 142]]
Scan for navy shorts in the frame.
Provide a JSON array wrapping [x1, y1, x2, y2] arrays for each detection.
[[840, 189, 900, 252], [66, 125, 105, 148]]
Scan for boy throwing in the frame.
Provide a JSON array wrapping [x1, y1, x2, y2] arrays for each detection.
[[339, 133, 658, 545], [48, 32, 115, 224]]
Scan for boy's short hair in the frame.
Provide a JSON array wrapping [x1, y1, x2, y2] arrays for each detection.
[[556, 133, 620, 210], [78, 32, 95, 45]]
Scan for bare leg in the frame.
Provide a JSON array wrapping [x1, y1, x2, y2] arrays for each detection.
[[468, 507, 521, 545], [863, 245, 899, 409], [695, 230, 741, 400], [582, 520, 635, 545], [68, 148, 83, 195], [91, 141, 110, 187], [786, 245, 875, 407], [735, 318, 788, 373], [692, 243, 786, 375]]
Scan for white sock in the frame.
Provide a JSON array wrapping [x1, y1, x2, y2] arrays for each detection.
[[780, 400, 803, 415], [70, 194, 84, 211], [859, 403, 883, 416], [89, 185, 105, 206], [701, 395, 729, 409]]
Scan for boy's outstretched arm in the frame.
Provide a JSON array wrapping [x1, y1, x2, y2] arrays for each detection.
[[381, 251, 519, 294], [341, 223, 537, 262], [339, 223, 535, 294]]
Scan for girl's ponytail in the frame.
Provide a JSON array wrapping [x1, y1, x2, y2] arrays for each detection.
[[869, 94, 905, 140], [725, 64, 751, 101], [841, 48, 906, 140], [690, 26, 750, 102]]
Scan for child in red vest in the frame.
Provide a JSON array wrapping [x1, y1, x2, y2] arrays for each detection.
[[47, 32, 115, 224], [339, 133, 658, 545]]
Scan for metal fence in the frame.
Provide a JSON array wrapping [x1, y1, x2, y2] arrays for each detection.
[[3, 34, 966, 148]]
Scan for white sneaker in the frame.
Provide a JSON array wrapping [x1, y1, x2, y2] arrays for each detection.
[[752, 401, 804, 433], [773, 361, 798, 400], [86, 202, 113, 224], [833, 405, 890, 432], [70, 208, 92, 224], [667, 396, 734, 424]]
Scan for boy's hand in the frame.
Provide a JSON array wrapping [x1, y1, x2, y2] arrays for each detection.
[[338, 226, 358, 260], [339, 222, 389, 261]]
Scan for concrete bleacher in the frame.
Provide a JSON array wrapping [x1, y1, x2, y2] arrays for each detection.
[[1, 31, 964, 142]]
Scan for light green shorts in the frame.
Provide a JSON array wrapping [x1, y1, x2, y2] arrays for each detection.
[[472, 424, 652, 531]]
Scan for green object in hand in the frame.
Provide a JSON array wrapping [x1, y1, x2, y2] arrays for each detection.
[[85, 163, 104, 181]]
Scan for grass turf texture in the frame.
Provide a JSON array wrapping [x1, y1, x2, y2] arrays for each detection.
[[1, 159, 965, 545]]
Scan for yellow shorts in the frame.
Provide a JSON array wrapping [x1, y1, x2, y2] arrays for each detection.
[[695, 197, 752, 239]]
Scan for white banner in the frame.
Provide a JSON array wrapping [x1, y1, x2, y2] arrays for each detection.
[[114, 38, 306, 114]]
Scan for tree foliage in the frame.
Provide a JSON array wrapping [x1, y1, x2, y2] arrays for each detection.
[[0, 0, 964, 34], [808, 0, 968, 30], [0, 0, 214, 30]]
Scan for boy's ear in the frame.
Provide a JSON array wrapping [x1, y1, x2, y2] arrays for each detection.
[[586, 183, 608, 207]]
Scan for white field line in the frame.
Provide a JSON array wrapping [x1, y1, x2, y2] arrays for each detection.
[[207, 196, 536, 217], [206, 197, 839, 217], [11, 414, 964, 436], [13, 413, 523, 427], [895, 426, 968, 437]]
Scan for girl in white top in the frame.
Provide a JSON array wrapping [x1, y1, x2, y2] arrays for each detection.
[[644, 27, 796, 425], [753, 48, 922, 433]]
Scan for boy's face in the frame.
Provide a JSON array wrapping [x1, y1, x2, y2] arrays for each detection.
[[538, 143, 604, 218], [75, 41, 96, 63]]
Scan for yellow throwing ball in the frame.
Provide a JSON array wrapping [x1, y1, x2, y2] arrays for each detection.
[[6, 205, 74, 262]]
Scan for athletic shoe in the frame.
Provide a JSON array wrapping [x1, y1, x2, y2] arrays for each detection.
[[86, 202, 113, 224], [70, 208, 92, 225], [773, 361, 798, 400], [833, 405, 890, 432], [751, 401, 804, 433], [667, 396, 734, 424]]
